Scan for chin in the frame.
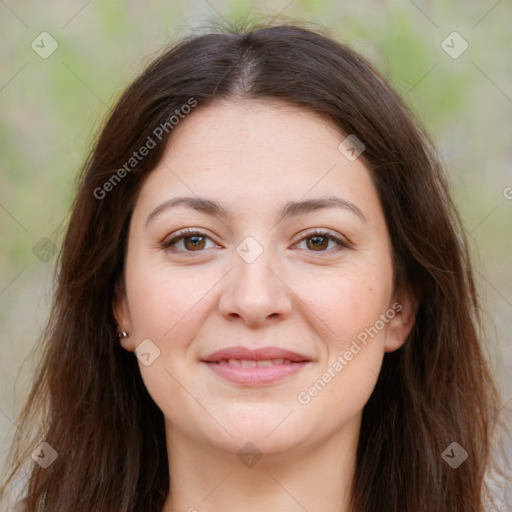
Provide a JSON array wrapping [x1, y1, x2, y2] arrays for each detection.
[[207, 412, 312, 456]]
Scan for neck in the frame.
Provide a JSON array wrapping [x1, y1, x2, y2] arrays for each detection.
[[161, 415, 360, 512]]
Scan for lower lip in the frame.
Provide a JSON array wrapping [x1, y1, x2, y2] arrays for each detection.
[[203, 361, 309, 385]]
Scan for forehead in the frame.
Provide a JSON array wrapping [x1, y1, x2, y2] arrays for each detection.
[[133, 99, 381, 225], [162, 98, 344, 168]]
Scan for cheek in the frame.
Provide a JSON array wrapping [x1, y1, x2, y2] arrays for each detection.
[[294, 265, 393, 346], [126, 256, 213, 339], [294, 272, 390, 426], [126, 263, 213, 429]]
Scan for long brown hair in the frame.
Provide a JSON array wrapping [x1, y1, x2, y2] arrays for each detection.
[[1, 20, 505, 511]]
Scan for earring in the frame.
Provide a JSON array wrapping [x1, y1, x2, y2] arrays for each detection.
[[118, 331, 129, 340]]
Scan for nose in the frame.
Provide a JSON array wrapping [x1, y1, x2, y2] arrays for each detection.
[[218, 247, 293, 328]]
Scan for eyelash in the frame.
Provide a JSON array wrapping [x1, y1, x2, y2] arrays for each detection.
[[161, 228, 352, 254]]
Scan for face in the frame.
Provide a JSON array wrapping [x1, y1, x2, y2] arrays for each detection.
[[114, 99, 415, 458]]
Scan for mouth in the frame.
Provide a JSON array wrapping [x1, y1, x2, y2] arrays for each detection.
[[201, 346, 312, 386]]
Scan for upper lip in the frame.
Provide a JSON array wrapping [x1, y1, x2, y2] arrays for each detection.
[[202, 346, 311, 363]]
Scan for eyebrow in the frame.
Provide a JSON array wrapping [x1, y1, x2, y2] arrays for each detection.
[[145, 195, 367, 228]]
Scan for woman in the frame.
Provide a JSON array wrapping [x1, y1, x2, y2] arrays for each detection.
[[1, 21, 505, 511]]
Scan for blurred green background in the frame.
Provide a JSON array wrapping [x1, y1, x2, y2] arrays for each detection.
[[1, 0, 511, 488]]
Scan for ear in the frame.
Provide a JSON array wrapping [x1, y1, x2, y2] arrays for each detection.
[[384, 284, 418, 353], [113, 282, 135, 352]]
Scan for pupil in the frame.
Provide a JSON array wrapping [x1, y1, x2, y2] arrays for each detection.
[[308, 236, 327, 250], [186, 236, 205, 250]]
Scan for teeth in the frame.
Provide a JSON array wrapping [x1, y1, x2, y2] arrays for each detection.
[[218, 359, 295, 366]]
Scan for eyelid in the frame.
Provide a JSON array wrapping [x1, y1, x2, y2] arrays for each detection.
[[161, 227, 352, 254], [161, 228, 219, 249], [293, 228, 352, 251]]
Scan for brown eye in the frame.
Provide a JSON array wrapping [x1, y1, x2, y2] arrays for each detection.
[[294, 230, 351, 253], [162, 230, 216, 252], [306, 235, 330, 251], [182, 235, 206, 251]]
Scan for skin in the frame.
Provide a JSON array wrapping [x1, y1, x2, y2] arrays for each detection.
[[114, 99, 416, 512]]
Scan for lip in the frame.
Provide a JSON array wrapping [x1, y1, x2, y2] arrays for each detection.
[[201, 346, 311, 386]]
